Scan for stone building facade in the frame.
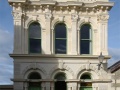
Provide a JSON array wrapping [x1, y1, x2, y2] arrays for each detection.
[[109, 60, 120, 90], [8, 0, 114, 90]]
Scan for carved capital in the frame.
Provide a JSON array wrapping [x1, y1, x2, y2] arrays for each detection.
[[71, 14, 78, 22], [12, 12, 22, 19], [97, 15, 109, 21], [45, 12, 52, 20]]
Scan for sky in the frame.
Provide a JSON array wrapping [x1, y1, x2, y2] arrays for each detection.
[[0, 0, 120, 85]]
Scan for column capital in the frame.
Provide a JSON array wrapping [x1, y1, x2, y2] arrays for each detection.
[[71, 13, 78, 22]]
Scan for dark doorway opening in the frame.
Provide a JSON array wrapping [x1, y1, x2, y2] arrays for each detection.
[[55, 81, 66, 90]]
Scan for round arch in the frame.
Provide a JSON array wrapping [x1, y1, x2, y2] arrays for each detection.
[[49, 65, 74, 79], [78, 19, 98, 30], [76, 65, 100, 79], [22, 64, 47, 79], [25, 17, 45, 30], [51, 18, 71, 30]]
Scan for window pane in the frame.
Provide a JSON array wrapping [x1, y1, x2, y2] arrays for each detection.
[[55, 39, 66, 54], [30, 39, 41, 53], [29, 22, 41, 38], [80, 24, 90, 39], [55, 23, 66, 38], [80, 40, 90, 54]]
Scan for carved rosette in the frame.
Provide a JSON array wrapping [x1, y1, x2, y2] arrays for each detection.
[[71, 14, 78, 22], [97, 14, 109, 22]]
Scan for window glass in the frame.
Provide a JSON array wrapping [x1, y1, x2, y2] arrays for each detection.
[[55, 23, 67, 54], [28, 72, 41, 79], [80, 24, 90, 39], [80, 24, 91, 54], [29, 22, 41, 38], [80, 40, 90, 54], [29, 22, 41, 53]]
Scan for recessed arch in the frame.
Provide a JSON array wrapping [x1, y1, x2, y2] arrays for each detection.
[[76, 65, 100, 79], [49, 64, 74, 79], [22, 64, 47, 79]]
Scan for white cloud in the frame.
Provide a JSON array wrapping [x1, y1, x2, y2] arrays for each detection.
[[0, 29, 13, 85], [108, 48, 120, 66]]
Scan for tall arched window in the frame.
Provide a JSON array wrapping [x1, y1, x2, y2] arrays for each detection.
[[80, 74, 92, 90], [29, 22, 41, 53], [80, 24, 92, 54], [55, 23, 67, 54], [28, 72, 41, 90]]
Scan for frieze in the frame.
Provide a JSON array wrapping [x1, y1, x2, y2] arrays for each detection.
[[97, 14, 109, 21]]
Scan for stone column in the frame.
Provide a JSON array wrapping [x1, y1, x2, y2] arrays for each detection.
[[67, 83, 72, 90], [24, 82, 28, 90], [45, 82, 50, 90], [72, 83, 77, 90], [51, 82, 54, 90], [77, 82, 80, 90], [41, 82, 45, 90], [71, 14, 78, 55], [44, 12, 52, 54]]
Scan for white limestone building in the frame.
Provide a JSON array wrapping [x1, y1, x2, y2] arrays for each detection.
[[8, 0, 114, 90]]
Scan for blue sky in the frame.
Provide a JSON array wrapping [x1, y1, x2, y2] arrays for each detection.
[[0, 0, 120, 85]]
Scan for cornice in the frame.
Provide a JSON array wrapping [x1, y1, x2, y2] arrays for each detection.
[[9, 54, 111, 59], [11, 78, 112, 83]]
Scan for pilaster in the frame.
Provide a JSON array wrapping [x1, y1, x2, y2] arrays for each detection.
[[71, 13, 78, 55]]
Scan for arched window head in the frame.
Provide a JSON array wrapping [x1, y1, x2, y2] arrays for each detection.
[[80, 24, 92, 54], [28, 72, 41, 79], [54, 73, 66, 81], [29, 22, 41, 53], [55, 23, 67, 54]]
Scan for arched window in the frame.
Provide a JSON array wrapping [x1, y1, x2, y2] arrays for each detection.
[[54, 23, 67, 54], [54, 73, 67, 90], [28, 72, 41, 90], [80, 24, 92, 54], [29, 22, 41, 53], [80, 74, 92, 90]]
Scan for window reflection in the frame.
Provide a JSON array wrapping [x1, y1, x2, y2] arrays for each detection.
[[80, 24, 91, 54], [55, 23, 67, 54]]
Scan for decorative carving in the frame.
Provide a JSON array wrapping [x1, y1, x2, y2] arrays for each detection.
[[12, 12, 22, 19], [84, 17, 91, 23], [45, 12, 52, 20], [59, 15, 65, 22], [97, 15, 109, 21], [71, 14, 78, 21]]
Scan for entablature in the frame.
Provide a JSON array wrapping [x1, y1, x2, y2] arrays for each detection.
[[9, 0, 114, 12]]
